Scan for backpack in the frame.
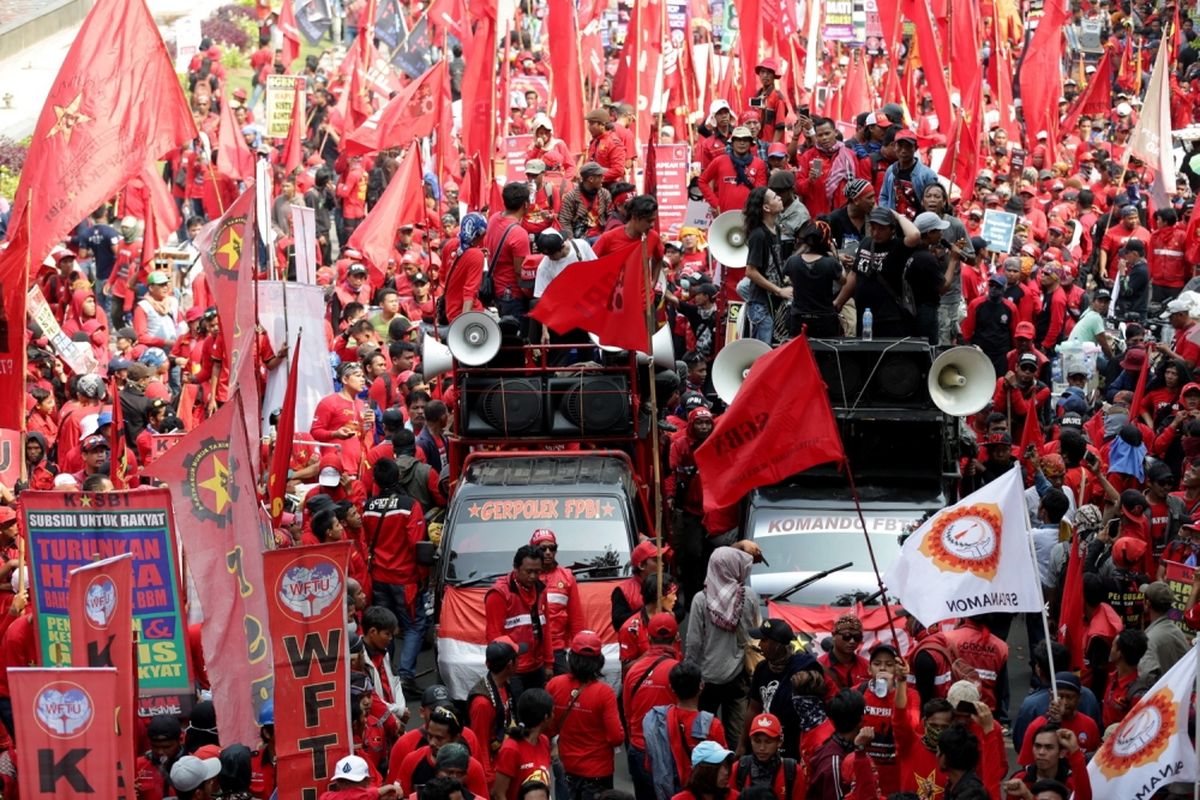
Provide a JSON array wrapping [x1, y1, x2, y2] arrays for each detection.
[[736, 756, 799, 800], [642, 706, 715, 800]]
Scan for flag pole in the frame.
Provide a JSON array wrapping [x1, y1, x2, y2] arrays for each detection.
[[1021, 476, 1061, 704], [1194, 639, 1199, 800], [642, 234, 664, 601], [844, 459, 902, 645]]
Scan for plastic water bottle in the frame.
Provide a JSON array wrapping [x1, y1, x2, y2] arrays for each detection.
[[862, 308, 874, 340], [1051, 355, 1063, 386]]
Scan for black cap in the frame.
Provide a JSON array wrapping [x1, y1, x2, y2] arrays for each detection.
[[485, 637, 528, 668], [749, 618, 795, 645], [422, 684, 451, 707], [869, 641, 900, 659], [147, 715, 183, 740]]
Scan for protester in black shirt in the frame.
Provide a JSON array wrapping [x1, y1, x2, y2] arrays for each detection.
[[907, 213, 958, 344], [835, 206, 921, 337], [1113, 239, 1151, 321], [784, 220, 843, 338]]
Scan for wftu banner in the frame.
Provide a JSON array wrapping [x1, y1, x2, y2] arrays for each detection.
[[68, 553, 136, 800], [22, 490, 193, 717], [264, 542, 352, 800], [11, 667, 120, 799]]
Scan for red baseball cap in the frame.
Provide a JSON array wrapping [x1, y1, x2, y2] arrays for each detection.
[[647, 612, 678, 640], [0, 506, 15, 526], [571, 630, 604, 656], [1015, 321, 1036, 340], [631, 540, 660, 568], [530, 528, 557, 547], [749, 713, 783, 739], [894, 130, 918, 144], [1113, 536, 1147, 568]]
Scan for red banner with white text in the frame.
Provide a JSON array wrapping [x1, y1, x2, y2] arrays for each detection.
[[68, 554, 136, 800], [264, 542, 353, 800], [11, 667, 120, 800]]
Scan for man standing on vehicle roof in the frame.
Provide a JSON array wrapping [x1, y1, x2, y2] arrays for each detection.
[[530, 529, 586, 675], [485, 545, 555, 698]]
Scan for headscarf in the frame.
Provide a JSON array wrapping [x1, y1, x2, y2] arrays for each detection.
[[679, 226, 707, 248], [703, 546, 753, 631], [457, 212, 488, 257]]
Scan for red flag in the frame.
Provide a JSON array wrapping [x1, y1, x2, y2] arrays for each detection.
[[123, 164, 183, 268], [348, 147, 423, 283], [695, 335, 845, 511], [1017, 0, 1067, 160], [1018, 393, 1045, 460], [426, 0, 466, 39], [268, 332, 302, 527], [459, 14, 496, 183], [277, 0, 302, 67], [68, 554, 136, 799], [612, 0, 663, 143], [546, 0, 587, 156], [344, 30, 378, 131], [736, 0, 762, 104], [1061, 49, 1113, 136], [841, 49, 871, 122], [947, 0, 982, 99], [529, 241, 650, 353], [144, 393, 276, 746], [1130, 345, 1151, 419], [109, 377, 133, 489], [343, 61, 448, 157], [11, 668, 121, 800], [940, 70, 983, 200], [264, 542, 353, 798], [900, 0, 952, 138], [987, 25, 1021, 144], [1056, 530, 1086, 670], [282, 82, 306, 175], [5, 0, 196, 271], [192, 186, 258, 383]]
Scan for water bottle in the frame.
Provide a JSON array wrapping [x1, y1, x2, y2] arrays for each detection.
[[1051, 355, 1063, 386], [862, 308, 874, 340]]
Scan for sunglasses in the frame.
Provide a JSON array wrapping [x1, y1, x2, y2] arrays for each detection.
[[541, 545, 558, 552], [838, 632, 863, 642]]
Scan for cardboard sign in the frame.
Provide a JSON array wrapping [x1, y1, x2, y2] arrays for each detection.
[[981, 209, 1019, 254], [502, 134, 534, 182], [265, 75, 307, 139], [173, 15, 202, 74], [26, 286, 98, 376], [1162, 560, 1197, 630]]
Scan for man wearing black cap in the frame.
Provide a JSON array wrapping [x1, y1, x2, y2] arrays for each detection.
[[1112, 239, 1150, 321], [1097, 205, 1150, 285], [835, 206, 922, 337], [743, 618, 820, 761], [963, 272, 1019, 375], [135, 715, 186, 800], [991, 351, 1051, 443], [768, 170, 809, 259], [468, 637, 522, 786]]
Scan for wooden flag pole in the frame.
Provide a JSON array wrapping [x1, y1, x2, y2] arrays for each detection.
[[643, 234, 663, 601]]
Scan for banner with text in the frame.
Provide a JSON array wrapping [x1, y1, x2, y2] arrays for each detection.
[[265, 75, 307, 138], [27, 286, 99, 376], [68, 553, 135, 800], [264, 542, 352, 800], [23, 490, 193, 717], [0, 428, 19, 488], [11, 667, 120, 800]]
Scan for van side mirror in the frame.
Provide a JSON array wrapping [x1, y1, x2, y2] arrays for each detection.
[[415, 540, 437, 567]]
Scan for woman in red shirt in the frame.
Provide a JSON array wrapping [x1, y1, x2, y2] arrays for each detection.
[[442, 213, 488, 324], [1138, 359, 1188, 429], [671, 740, 738, 800], [546, 632, 625, 796], [492, 689, 554, 800]]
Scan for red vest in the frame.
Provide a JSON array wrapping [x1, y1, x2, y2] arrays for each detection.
[[937, 624, 1009, 709], [1081, 603, 1124, 686], [486, 576, 549, 673]]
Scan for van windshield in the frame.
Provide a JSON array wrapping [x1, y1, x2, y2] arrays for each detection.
[[444, 496, 633, 585]]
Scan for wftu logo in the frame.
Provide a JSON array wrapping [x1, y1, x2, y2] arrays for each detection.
[[277, 556, 342, 621], [34, 683, 94, 738], [83, 575, 117, 629]]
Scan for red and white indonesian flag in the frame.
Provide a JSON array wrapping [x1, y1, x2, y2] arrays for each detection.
[[1087, 644, 1198, 797], [883, 468, 1043, 627]]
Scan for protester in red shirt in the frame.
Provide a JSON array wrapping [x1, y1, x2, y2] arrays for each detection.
[[546, 631, 625, 795], [530, 528, 585, 673], [337, 156, 369, 240], [468, 638, 520, 787], [584, 109, 626, 185], [492, 689, 554, 800], [484, 545, 555, 695], [673, 740, 740, 800], [1148, 208, 1188, 301], [818, 614, 871, 699], [134, 716, 187, 800], [592, 195, 666, 266], [1017, 674, 1102, 763], [311, 361, 374, 475], [728, 713, 806, 800], [1158, 297, 1200, 369], [387, 707, 489, 796], [1098, 205, 1151, 283], [486, 184, 534, 322], [1103, 628, 1149, 729], [698, 126, 767, 213], [618, 573, 680, 670], [623, 612, 681, 800]]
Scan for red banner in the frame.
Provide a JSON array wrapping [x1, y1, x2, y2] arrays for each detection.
[[264, 542, 353, 799], [68, 554, 135, 799], [767, 602, 910, 654], [11, 667, 120, 799], [0, 428, 20, 488], [652, 144, 690, 237]]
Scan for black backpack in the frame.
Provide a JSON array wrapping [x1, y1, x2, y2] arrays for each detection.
[[736, 755, 798, 800]]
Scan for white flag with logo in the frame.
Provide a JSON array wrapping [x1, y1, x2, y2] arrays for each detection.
[[1087, 644, 1198, 798], [882, 467, 1042, 627]]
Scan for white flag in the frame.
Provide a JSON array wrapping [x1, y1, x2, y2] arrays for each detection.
[[1087, 645, 1198, 798], [882, 467, 1042, 627], [1126, 31, 1176, 192]]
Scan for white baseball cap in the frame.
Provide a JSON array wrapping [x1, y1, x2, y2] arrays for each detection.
[[333, 755, 371, 783], [708, 99, 732, 117], [318, 466, 341, 487], [170, 757, 221, 792]]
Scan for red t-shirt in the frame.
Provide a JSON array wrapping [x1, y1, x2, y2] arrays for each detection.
[[494, 734, 553, 800], [593, 227, 665, 263], [622, 647, 679, 750], [546, 676, 624, 777], [485, 213, 533, 299], [444, 248, 486, 322], [1017, 713, 1101, 763]]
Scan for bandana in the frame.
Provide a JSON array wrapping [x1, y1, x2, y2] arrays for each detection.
[[833, 613, 863, 635], [844, 178, 872, 201], [457, 213, 488, 257]]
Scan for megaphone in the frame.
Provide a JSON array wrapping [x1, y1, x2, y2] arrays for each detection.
[[927, 346, 997, 417], [421, 337, 454, 378], [712, 338, 771, 403], [447, 312, 502, 366], [708, 210, 749, 267], [590, 325, 675, 368]]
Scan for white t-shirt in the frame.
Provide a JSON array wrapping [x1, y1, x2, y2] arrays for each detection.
[[533, 238, 597, 297]]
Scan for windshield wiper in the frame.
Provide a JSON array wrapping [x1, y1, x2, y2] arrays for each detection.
[[766, 561, 854, 603], [451, 571, 508, 589]]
